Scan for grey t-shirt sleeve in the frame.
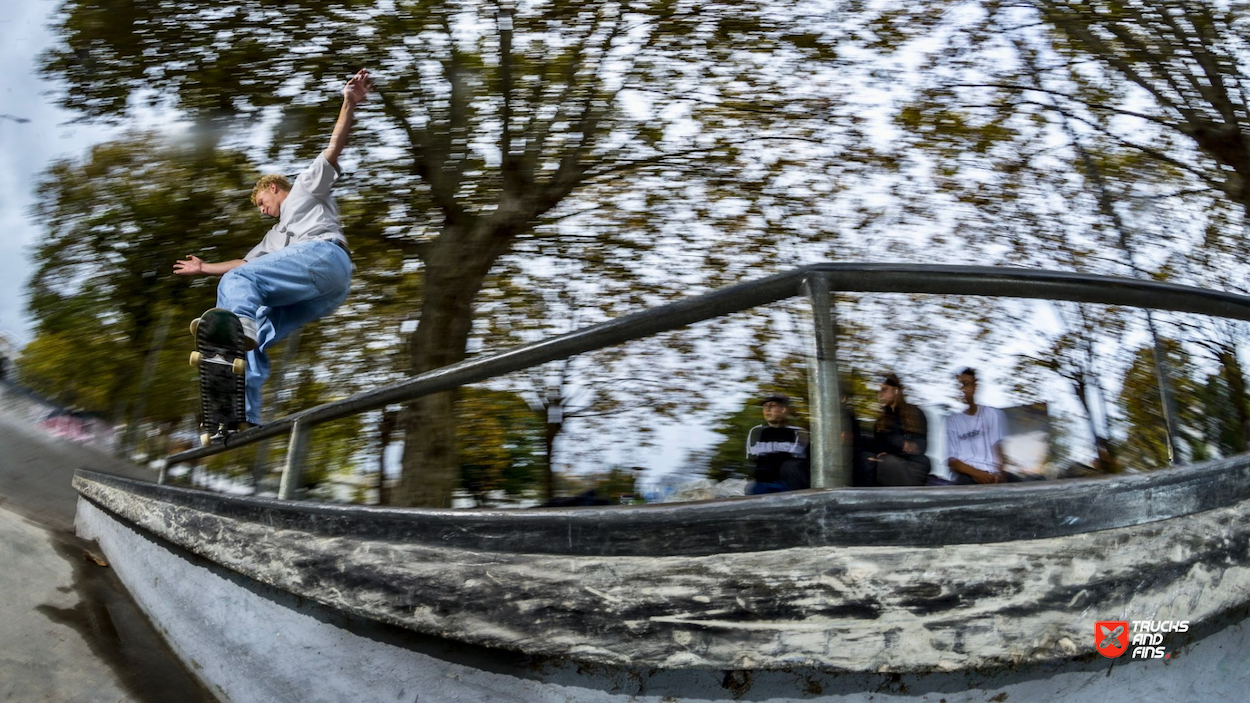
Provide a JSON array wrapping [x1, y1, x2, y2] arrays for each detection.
[[296, 154, 342, 199]]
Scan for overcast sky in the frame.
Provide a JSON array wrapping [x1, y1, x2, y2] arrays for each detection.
[[1, 0, 118, 346]]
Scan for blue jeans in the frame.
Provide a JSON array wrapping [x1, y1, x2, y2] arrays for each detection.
[[216, 241, 352, 424]]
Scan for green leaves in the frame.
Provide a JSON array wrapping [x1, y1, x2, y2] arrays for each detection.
[[33, 0, 1250, 500], [1116, 338, 1202, 469], [21, 134, 260, 416], [456, 386, 545, 504]]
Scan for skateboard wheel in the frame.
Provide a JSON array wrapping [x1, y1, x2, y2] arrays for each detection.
[[232, 358, 246, 375], [189, 318, 201, 337], [199, 432, 211, 447], [189, 351, 202, 367]]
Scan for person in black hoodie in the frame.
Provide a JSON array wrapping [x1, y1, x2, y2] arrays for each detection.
[[745, 393, 811, 494], [864, 374, 931, 486]]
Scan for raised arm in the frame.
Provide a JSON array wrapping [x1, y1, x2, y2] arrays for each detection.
[[323, 69, 372, 168]]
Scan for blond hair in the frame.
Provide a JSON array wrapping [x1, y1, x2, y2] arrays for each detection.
[[250, 174, 292, 205]]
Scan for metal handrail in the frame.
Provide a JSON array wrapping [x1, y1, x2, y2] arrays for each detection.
[[163, 263, 1250, 494]]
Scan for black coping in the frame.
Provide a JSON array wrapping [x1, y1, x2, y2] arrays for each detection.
[[76, 453, 1250, 557]]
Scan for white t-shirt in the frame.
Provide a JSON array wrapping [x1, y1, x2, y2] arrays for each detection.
[[245, 154, 347, 262], [944, 405, 1007, 474]]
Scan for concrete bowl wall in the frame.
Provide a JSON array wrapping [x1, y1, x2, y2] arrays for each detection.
[[73, 464, 1250, 702]]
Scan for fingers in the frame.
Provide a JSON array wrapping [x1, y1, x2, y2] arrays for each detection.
[[348, 69, 374, 91], [173, 255, 200, 275]]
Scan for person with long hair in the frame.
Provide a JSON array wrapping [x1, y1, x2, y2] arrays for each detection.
[[865, 373, 932, 486]]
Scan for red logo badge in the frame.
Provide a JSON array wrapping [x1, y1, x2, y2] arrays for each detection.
[[1096, 621, 1129, 658]]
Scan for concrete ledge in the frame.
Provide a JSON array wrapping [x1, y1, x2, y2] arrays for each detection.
[[74, 493, 1250, 702], [73, 468, 1250, 673], [75, 453, 1250, 557]]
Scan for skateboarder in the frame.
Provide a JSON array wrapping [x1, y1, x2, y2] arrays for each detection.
[[174, 69, 371, 426]]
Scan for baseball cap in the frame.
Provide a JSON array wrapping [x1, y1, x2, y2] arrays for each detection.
[[760, 393, 790, 406]]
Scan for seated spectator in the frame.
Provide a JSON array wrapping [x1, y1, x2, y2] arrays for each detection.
[[746, 393, 810, 494], [864, 374, 931, 486], [944, 368, 1007, 485]]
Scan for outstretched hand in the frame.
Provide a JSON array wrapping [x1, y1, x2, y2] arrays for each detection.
[[343, 69, 372, 106], [173, 255, 204, 276]]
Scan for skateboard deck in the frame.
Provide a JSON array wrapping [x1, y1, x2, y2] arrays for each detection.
[[190, 308, 248, 446]]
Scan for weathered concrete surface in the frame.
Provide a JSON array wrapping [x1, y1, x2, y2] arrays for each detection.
[[75, 469, 1250, 673], [75, 495, 1250, 703], [0, 504, 135, 703], [0, 409, 214, 702]]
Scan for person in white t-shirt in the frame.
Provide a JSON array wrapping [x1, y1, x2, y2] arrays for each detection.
[[173, 69, 371, 426], [944, 368, 1008, 485]]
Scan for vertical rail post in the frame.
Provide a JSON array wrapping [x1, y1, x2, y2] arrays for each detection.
[[279, 420, 310, 500], [1145, 310, 1181, 465], [803, 273, 847, 488], [252, 330, 303, 493]]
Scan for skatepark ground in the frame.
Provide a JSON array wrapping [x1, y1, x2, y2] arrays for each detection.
[[0, 407, 216, 702]]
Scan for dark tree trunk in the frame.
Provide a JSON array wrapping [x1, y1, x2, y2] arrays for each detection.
[[376, 410, 398, 504], [1070, 373, 1118, 473], [1217, 346, 1250, 453], [544, 414, 561, 503], [394, 223, 513, 507]]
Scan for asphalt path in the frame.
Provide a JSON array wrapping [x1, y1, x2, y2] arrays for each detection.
[[0, 406, 215, 702], [0, 409, 154, 530]]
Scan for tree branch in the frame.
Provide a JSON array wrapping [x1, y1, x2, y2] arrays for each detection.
[[955, 90, 1228, 193], [520, 9, 605, 181], [373, 87, 463, 222], [498, 6, 517, 183], [948, 83, 1176, 129], [1031, 1, 1189, 120], [579, 136, 826, 185], [533, 15, 630, 215], [439, 10, 471, 194]]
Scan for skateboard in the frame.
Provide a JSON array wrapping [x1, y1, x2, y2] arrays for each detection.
[[189, 308, 248, 446]]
